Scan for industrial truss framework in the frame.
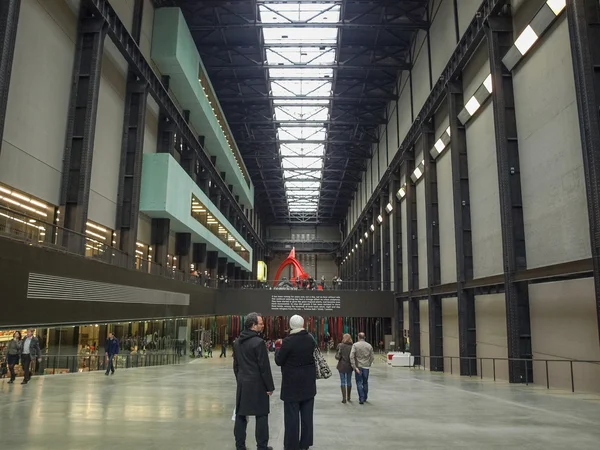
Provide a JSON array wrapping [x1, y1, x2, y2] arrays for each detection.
[[172, 0, 429, 224]]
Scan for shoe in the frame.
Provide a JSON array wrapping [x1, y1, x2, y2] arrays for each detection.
[[341, 386, 347, 404], [359, 401, 364, 405], [105, 372, 109, 376], [21, 380, 27, 385], [110, 371, 115, 375], [7, 380, 13, 384]]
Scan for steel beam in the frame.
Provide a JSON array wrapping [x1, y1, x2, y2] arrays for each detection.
[[374, 197, 382, 289], [220, 95, 396, 102], [383, 186, 392, 291], [85, 0, 264, 249], [239, 139, 377, 144], [394, 175, 403, 294], [207, 64, 410, 71], [0, 0, 20, 153], [423, 123, 443, 372], [60, 12, 107, 253], [405, 155, 420, 365], [189, 22, 427, 31], [487, 17, 532, 384], [230, 120, 386, 125], [567, 0, 600, 346], [448, 80, 477, 377], [116, 0, 147, 262]]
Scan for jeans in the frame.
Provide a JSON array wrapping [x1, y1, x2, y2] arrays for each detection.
[[339, 371, 352, 387], [355, 368, 370, 402], [105, 354, 115, 374]]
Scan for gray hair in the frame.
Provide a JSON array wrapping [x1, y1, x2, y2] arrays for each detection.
[[244, 312, 262, 330]]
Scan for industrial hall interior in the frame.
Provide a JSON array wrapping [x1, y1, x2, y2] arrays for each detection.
[[2, 0, 600, 449]]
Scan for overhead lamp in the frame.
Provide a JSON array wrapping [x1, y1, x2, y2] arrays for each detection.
[[502, 0, 566, 71], [396, 184, 407, 201], [352, 248, 355, 253], [430, 126, 453, 159], [385, 203, 393, 214], [410, 160, 425, 183], [370, 224, 375, 232], [377, 214, 383, 224], [355, 244, 358, 249], [458, 74, 493, 125], [364, 231, 369, 239], [359, 238, 363, 244]]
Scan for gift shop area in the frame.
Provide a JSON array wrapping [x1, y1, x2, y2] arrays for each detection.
[[2, 0, 600, 448]]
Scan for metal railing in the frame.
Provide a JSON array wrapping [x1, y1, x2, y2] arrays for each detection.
[[414, 355, 600, 393], [5, 353, 184, 378]]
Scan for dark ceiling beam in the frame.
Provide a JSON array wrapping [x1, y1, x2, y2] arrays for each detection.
[[219, 95, 396, 102], [180, 0, 427, 5], [237, 139, 377, 144], [189, 22, 427, 30], [205, 63, 410, 70], [203, 43, 410, 50], [230, 119, 386, 125]]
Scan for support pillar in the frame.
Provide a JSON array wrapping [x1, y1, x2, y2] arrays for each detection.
[[405, 154, 420, 365], [383, 187, 391, 291], [0, 0, 20, 151], [374, 199, 382, 290], [393, 174, 403, 294], [448, 80, 477, 376], [175, 232, 192, 276], [156, 76, 176, 155], [567, 0, 600, 346], [151, 218, 170, 269], [193, 243, 207, 274], [423, 123, 443, 372], [60, 10, 107, 253], [487, 17, 532, 383], [206, 250, 218, 280], [116, 76, 148, 261], [218, 257, 227, 279]]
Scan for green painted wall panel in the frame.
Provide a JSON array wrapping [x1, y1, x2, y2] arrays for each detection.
[[140, 153, 252, 271]]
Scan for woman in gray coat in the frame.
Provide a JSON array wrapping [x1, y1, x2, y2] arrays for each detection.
[[5, 331, 22, 384], [335, 333, 353, 403]]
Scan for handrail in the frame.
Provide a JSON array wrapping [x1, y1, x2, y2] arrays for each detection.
[[414, 355, 600, 393]]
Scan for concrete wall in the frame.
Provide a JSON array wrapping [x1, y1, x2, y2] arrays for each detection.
[[512, 17, 590, 268], [0, 0, 77, 205], [475, 294, 509, 381], [442, 297, 459, 374], [529, 278, 600, 393], [429, 0, 457, 83]]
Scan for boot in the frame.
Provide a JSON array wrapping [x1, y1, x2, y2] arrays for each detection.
[[346, 386, 352, 402], [341, 386, 347, 404]]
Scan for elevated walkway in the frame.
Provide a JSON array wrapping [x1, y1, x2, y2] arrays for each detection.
[[1, 355, 599, 449]]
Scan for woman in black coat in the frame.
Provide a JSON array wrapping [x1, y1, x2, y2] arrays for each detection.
[[275, 315, 316, 450], [335, 333, 353, 403]]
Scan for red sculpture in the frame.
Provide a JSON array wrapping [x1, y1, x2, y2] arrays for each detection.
[[273, 248, 308, 287]]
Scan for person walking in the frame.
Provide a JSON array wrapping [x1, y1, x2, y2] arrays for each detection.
[[220, 340, 227, 358], [275, 315, 316, 450], [104, 332, 119, 376], [20, 329, 41, 384], [4, 331, 21, 384], [350, 332, 375, 405], [233, 312, 275, 450], [335, 333, 354, 404]]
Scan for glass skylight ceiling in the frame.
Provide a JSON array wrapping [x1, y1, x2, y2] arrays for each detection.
[[258, 1, 341, 216]]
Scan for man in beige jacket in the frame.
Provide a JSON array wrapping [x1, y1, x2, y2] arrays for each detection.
[[349, 332, 375, 404]]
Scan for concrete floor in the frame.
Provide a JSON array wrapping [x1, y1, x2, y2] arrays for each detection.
[[1, 354, 600, 450]]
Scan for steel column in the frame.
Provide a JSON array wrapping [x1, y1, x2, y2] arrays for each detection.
[[394, 175, 403, 293], [0, 0, 20, 152], [448, 80, 477, 376], [405, 155, 420, 364], [423, 123, 443, 371], [151, 218, 170, 268], [487, 18, 532, 383], [383, 187, 391, 291], [60, 10, 107, 253], [567, 0, 600, 345], [374, 199, 382, 289]]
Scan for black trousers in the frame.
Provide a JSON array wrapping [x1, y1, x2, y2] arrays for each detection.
[[234, 414, 269, 450], [283, 398, 314, 450], [21, 354, 32, 382]]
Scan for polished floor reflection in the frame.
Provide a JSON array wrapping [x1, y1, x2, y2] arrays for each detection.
[[1, 354, 600, 449]]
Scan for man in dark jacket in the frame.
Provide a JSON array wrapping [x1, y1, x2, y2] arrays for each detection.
[[104, 332, 119, 376], [21, 329, 42, 385], [233, 312, 275, 450], [275, 315, 316, 450]]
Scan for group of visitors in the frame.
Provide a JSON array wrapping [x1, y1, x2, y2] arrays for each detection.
[[232, 313, 375, 450], [2, 329, 42, 384]]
